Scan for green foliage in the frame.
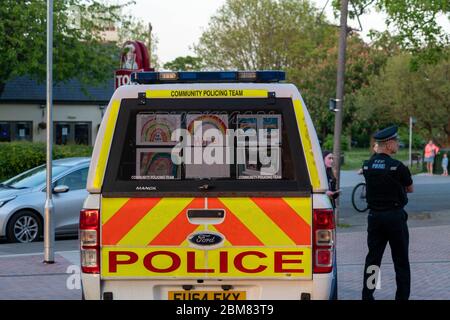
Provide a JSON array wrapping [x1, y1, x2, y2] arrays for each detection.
[[342, 0, 450, 66], [163, 56, 204, 71], [341, 148, 421, 170], [322, 135, 334, 151], [354, 52, 450, 145], [340, 148, 373, 170], [194, 0, 397, 142], [0, 0, 158, 94], [193, 0, 449, 146], [398, 126, 426, 149], [323, 134, 350, 151], [0, 142, 92, 181], [194, 0, 332, 70], [296, 33, 394, 141]]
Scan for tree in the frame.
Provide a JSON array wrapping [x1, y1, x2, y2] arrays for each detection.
[[290, 31, 396, 142], [163, 56, 204, 71], [194, 0, 333, 70], [194, 0, 396, 142], [354, 51, 450, 144], [0, 0, 153, 95], [193, 0, 337, 137], [342, 0, 450, 66]]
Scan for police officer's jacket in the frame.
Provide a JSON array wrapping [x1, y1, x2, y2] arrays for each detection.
[[362, 153, 413, 211]]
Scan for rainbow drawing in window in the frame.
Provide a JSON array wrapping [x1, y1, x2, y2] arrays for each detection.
[[137, 114, 181, 145], [186, 114, 228, 146], [136, 148, 180, 179]]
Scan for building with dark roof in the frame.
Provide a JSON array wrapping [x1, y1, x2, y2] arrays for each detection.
[[0, 77, 114, 145]]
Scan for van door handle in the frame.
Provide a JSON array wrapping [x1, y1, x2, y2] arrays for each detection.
[[186, 209, 226, 225], [187, 209, 224, 219]]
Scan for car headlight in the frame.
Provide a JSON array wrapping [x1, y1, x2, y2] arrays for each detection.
[[0, 196, 16, 208]]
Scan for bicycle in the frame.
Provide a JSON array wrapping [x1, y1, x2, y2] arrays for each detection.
[[351, 181, 369, 212]]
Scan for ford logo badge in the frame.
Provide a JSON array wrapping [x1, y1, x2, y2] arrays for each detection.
[[188, 232, 224, 247]]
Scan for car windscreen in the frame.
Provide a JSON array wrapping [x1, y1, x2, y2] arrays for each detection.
[[103, 98, 311, 197], [3, 165, 67, 189]]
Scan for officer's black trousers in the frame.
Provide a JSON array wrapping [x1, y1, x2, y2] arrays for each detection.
[[362, 209, 410, 300]]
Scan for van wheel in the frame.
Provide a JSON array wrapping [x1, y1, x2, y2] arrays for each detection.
[[6, 211, 42, 243]]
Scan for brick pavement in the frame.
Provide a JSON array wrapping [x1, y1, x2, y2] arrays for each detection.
[[0, 253, 81, 300], [337, 225, 450, 300], [0, 225, 448, 300]]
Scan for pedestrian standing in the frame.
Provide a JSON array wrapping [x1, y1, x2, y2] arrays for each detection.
[[361, 126, 414, 300], [442, 153, 448, 176], [322, 150, 341, 208], [424, 140, 440, 175]]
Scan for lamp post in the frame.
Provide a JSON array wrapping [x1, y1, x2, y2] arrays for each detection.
[[409, 117, 412, 167], [148, 23, 152, 68], [332, 0, 349, 225], [409, 117, 416, 168], [44, 0, 54, 264]]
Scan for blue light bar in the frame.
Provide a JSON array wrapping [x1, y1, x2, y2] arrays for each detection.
[[132, 72, 158, 83], [131, 71, 285, 84]]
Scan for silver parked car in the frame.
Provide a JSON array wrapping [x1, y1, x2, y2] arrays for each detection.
[[0, 157, 90, 243]]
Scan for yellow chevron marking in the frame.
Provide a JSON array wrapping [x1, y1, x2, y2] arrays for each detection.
[[101, 198, 130, 225], [282, 197, 312, 226], [219, 198, 295, 246], [117, 198, 194, 246]]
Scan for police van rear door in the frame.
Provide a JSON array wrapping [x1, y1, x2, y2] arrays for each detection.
[[99, 85, 313, 291]]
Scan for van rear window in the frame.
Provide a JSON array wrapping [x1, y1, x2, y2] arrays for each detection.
[[103, 98, 311, 196]]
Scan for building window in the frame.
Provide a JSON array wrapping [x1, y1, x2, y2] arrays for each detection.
[[74, 123, 90, 145], [54, 122, 91, 145], [0, 121, 33, 142], [0, 123, 10, 142]]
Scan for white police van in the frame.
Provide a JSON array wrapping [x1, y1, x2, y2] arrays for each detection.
[[80, 71, 337, 300]]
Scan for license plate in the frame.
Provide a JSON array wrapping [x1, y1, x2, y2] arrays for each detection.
[[168, 290, 246, 300]]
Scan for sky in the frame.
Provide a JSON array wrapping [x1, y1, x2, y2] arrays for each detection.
[[120, 0, 446, 65]]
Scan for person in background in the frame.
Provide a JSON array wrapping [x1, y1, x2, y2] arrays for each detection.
[[442, 153, 448, 176], [424, 140, 440, 175], [372, 142, 379, 155], [323, 150, 341, 208]]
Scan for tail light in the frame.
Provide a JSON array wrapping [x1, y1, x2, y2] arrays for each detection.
[[80, 209, 100, 274], [313, 209, 335, 273]]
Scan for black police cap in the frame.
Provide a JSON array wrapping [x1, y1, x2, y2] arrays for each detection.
[[373, 125, 398, 142]]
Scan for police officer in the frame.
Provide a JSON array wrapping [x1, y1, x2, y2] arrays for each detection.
[[361, 125, 413, 300]]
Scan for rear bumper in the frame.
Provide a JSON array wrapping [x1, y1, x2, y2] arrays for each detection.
[[81, 272, 334, 300]]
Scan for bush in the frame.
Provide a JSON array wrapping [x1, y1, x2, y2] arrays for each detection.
[[322, 134, 350, 152], [0, 142, 93, 181], [398, 127, 426, 149]]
